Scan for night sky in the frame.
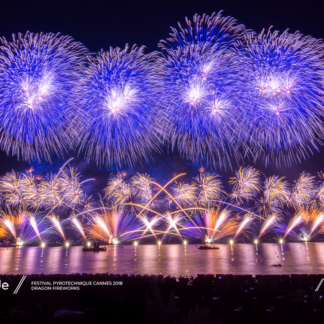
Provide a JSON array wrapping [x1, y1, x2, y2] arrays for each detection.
[[1, 0, 324, 182]]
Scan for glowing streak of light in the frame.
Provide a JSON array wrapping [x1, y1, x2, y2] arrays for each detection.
[[29, 216, 40, 240], [203, 199, 287, 233], [139, 216, 159, 239], [310, 213, 324, 236], [94, 216, 111, 238], [258, 214, 278, 238], [136, 173, 186, 218], [234, 214, 254, 239], [71, 217, 86, 240], [162, 214, 183, 240], [48, 215, 65, 240], [125, 203, 165, 217], [150, 181, 196, 225], [3, 219, 16, 239], [26, 207, 111, 242], [214, 211, 228, 232], [284, 215, 304, 238]]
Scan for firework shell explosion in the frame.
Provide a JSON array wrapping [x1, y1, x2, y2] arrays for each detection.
[[157, 12, 248, 168], [239, 28, 324, 166], [74, 45, 163, 167], [0, 32, 88, 161], [0, 161, 324, 245], [0, 12, 322, 167]]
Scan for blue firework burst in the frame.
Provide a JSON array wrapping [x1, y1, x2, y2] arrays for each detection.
[[0, 31, 87, 161], [75, 44, 162, 167], [157, 11, 247, 168], [239, 28, 324, 165]]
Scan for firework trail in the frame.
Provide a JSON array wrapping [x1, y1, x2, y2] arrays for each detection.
[[229, 166, 261, 202], [157, 12, 247, 168], [258, 214, 281, 239], [309, 213, 324, 236], [299, 207, 324, 238], [182, 207, 237, 242], [48, 214, 65, 240], [87, 205, 140, 243], [162, 212, 183, 240], [139, 215, 160, 239], [0, 210, 37, 243], [0, 32, 87, 161], [108, 209, 123, 239], [0, 212, 17, 240], [284, 213, 305, 238], [240, 28, 324, 165], [205, 207, 237, 241], [88, 214, 111, 242], [213, 217, 239, 241], [3, 159, 324, 245], [234, 213, 255, 239], [70, 216, 86, 240], [28, 215, 41, 240], [75, 44, 162, 166]]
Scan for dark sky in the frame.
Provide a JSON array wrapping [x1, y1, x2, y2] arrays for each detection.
[[1, 0, 324, 181]]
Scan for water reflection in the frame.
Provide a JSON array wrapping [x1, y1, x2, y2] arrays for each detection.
[[1, 243, 324, 276]]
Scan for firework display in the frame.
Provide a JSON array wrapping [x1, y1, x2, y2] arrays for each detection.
[[74, 45, 162, 166], [157, 12, 246, 167], [0, 160, 324, 246], [0, 12, 322, 167], [0, 11, 323, 245], [0, 32, 87, 161], [239, 29, 324, 165]]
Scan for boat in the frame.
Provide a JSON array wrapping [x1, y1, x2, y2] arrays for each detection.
[[83, 247, 107, 252], [198, 246, 219, 250]]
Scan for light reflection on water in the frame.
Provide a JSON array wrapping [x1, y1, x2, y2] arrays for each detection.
[[1, 243, 324, 276]]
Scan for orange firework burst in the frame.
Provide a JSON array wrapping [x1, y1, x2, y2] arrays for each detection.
[[0, 209, 38, 243]]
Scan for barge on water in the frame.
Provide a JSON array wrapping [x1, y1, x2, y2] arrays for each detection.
[[198, 246, 219, 250]]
